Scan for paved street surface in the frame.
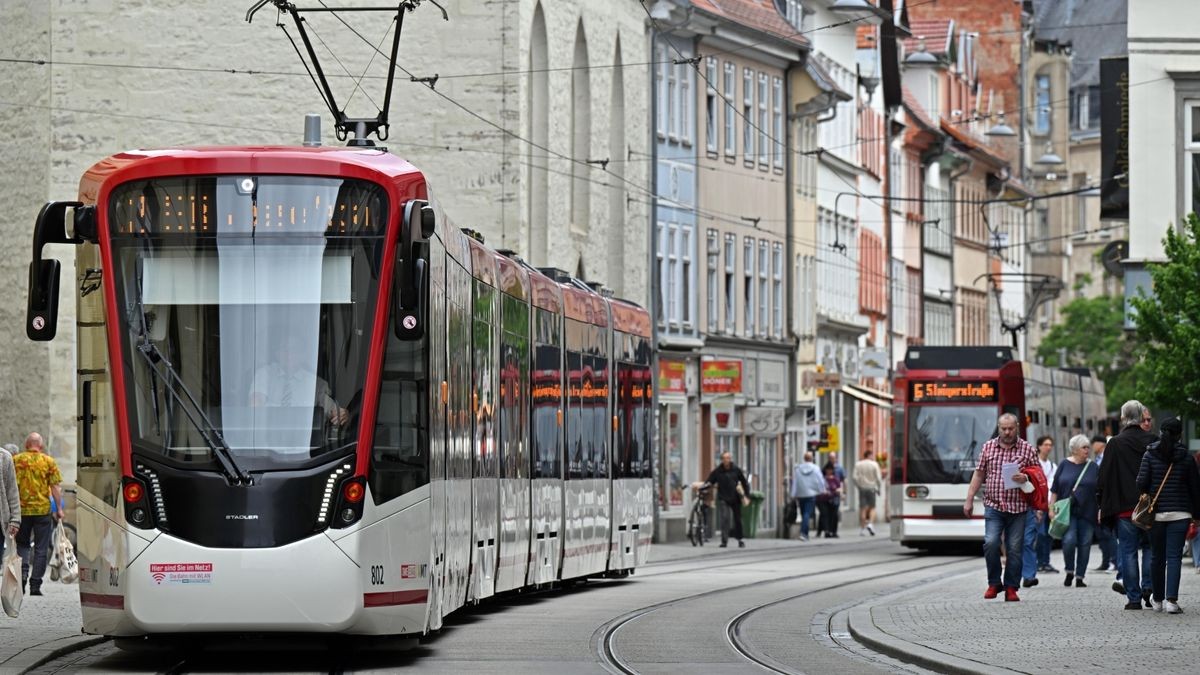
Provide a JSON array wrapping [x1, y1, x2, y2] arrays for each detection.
[[12, 532, 1200, 673]]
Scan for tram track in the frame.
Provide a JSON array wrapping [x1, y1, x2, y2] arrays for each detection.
[[636, 537, 894, 578], [595, 552, 972, 675]]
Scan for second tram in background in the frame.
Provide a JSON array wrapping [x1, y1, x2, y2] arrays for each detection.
[[889, 346, 1107, 548]]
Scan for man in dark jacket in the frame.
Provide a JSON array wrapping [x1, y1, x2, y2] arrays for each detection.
[[705, 452, 752, 548], [1097, 400, 1158, 609]]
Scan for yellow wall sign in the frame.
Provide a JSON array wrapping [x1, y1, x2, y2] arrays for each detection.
[[825, 424, 840, 453]]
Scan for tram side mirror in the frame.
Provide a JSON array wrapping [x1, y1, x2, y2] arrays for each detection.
[[27, 201, 89, 341], [394, 199, 435, 341]]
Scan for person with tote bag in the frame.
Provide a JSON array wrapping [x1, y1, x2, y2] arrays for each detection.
[[1048, 435, 1099, 587], [0, 444, 23, 617]]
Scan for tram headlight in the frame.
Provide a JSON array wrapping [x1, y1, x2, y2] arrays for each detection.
[[906, 485, 929, 499], [130, 508, 148, 525], [340, 508, 356, 524], [329, 476, 367, 530]]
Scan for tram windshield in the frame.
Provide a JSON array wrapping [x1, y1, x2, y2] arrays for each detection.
[[109, 175, 388, 470], [906, 405, 999, 484]]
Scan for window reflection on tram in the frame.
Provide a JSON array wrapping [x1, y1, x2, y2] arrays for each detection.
[[109, 176, 385, 471], [906, 406, 998, 483]]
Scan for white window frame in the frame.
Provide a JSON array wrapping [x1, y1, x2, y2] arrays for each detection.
[[680, 226, 693, 327], [706, 57, 718, 154], [656, 45, 667, 138], [758, 240, 769, 337], [667, 58, 678, 140], [772, 243, 783, 338], [743, 236, 755, 336], [772, 77, 784, 170], [706, 229, 719, 332], [758, 73, 769, 166], [680, 62, 693, 146], [1034, 73, 1051, 135], [743, 67, 754, 166], [666, 222, 679, 325], [1186, 101, 1200, 218], [656, 222, 667, 324], [724, 62, 736, 157], [1077, 90, 1091, 131], [724, 233, 736, 333]]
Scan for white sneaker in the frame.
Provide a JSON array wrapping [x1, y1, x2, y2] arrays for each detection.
[[859, 528, 866, 537], [1153, 600, 1163, 612], [867, 523, 876, 536], [1164, 600, 1182, 614]]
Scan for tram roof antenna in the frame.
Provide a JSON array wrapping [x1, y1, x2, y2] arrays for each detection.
[[246, 0, 446, 146]]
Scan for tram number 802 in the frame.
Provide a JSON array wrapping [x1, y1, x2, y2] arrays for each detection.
[[370, 565, 385, 586]]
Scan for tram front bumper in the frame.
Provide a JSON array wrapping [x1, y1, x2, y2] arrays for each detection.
[[127, 532, 360, 632]]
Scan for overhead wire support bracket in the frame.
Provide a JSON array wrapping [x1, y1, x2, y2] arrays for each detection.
[[247, 0, 436, 145]]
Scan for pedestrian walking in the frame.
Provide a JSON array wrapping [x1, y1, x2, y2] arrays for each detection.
[[1049, 434, 1098, 588], [1091, 434, 1118, 572], [853, 447, 883, 536], [704, 452, 751, 549], [790, 452, 826, 542], [963, 413, 1037, 601], [0, 445, 21, 560], [12, 433, 64, 596], [816, 465, 842, 538], [1097, 400, 1158, 610], [1135, 418, 1200, 614], [1033, 436, 1058, 574]]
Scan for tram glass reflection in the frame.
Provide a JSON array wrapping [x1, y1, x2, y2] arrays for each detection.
[[907, 406, 998, 483], [110, 176, 386, 469]]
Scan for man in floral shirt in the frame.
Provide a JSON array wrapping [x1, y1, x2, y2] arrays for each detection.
[[963, 413, 1037, 602], [13, 433, 63, 596]]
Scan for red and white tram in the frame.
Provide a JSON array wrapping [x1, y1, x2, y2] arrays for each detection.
[[26, 144, 653, 640]]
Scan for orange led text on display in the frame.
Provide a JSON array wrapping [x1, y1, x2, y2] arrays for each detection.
[[909, 381, 999, 403]]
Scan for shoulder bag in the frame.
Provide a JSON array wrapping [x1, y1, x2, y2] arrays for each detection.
[[1048, 461, 1090, 540], [1132, 462, 1174, 531]]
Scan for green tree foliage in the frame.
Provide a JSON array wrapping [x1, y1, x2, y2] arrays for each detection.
[[1036, 294, 1140, 411], [1130, 213, 1200, 420]]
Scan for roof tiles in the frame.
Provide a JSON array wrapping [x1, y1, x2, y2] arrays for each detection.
[[691, 0, 810, 49]]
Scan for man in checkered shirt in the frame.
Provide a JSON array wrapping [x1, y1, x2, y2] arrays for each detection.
[[963, 413, 1038, 601]]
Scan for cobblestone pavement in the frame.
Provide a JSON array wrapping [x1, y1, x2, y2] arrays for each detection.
[[0, 579, 98, 672], [851, 545, 1200, 675]]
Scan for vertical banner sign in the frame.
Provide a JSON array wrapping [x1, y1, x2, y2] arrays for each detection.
[[1100, 56, 1129, 220], [700, 360, 742, 394]]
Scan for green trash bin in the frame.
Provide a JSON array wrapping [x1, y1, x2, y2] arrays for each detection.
[[741, 491, 765, 538]]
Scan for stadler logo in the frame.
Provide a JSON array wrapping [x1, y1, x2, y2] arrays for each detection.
[[225, 514, 260, 520]]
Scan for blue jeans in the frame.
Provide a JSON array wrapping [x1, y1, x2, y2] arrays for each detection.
[[1192, 532, 1200, 569], [1150, 519, 1190, 601], [1062, 516, 1094, 576], [1035, 511, 1052, 567], [797, 497, 816, 537], [16, 515, 53, 590], [1095, 523, 1117, 566], [1022, 510, 1039, 580], [1117, 517, 1154, 603], [984, 507, 1027, 589]]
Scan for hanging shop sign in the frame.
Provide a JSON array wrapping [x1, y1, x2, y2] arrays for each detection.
[[658, 359, 687, 394]]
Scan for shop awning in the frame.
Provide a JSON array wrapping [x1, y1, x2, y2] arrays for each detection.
[[841, 382, 895, 409]]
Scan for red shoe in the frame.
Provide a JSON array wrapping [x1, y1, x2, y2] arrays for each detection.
[[984, 585, 1001, 599], [1005, 587, 1020, 602]]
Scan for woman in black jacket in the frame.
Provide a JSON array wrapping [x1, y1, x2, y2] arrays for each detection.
[[1136, 417, 1200, 614]]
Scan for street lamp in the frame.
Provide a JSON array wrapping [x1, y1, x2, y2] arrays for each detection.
[[904, 38, 939, 65], [648, 0, 674, 21], [858, 60, 880, 103], [1035, 141, 1063, 166], [986, 112, 1016, 137]]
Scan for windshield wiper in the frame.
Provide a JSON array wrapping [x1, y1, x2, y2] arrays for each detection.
[[135, 337, 253, 486]]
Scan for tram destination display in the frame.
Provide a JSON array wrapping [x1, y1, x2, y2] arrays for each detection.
[[908, 380, 999, 403]]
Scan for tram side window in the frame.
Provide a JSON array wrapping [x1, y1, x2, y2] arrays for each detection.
[[566, 349, 585, 479], [499, 294, 530, 480], [614, 362, 632, 479], [532, 321, 562, 479], [473, 282, 497, 479], [370, 331, 429, 505], [593, 352, 610, 479]]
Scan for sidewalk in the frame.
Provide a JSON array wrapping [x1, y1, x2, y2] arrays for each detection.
[[0, 581, 100, 673], [650, 522, 893, 564], [849, 549, 1200, 674]]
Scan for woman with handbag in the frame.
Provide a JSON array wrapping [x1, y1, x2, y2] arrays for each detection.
[[1049, 434, 1099, 587], [1135, 418, 1200, 614]]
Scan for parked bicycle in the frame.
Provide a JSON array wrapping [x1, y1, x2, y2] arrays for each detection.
[[687, 482, 712, 546]]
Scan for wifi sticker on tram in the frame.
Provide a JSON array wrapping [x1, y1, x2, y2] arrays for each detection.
[[149, 563, 213, 585], [909, 381, 999, 403]]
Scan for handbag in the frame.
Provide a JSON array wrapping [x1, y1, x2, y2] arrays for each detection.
[[1131, 462, 1174, 531], [1, 535, 22, 618], [1048, 461, 1090, 540], [51, 521, 79, 584]]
